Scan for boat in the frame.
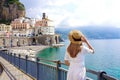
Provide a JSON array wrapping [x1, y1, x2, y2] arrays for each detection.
[[52, 43, 64, 47]]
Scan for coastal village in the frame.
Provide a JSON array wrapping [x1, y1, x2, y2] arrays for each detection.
[[0, 13, 63, 48], [0, 1, 118, 80], [0, 1, 68, 79], [0, 13, 64, 58]]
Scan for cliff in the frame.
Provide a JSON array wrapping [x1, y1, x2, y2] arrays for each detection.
[[0, 0, 25, 24]]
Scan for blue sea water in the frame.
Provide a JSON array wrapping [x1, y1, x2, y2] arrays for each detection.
[[37, 39, 120, 79]]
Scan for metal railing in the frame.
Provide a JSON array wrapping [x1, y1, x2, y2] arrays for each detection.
[[0, 62, 17, 80], [0, 50, 117, 80]]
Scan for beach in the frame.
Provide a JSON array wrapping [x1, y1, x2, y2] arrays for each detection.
[[10, 45, 49, 58]]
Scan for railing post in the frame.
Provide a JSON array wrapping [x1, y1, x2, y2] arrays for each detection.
[[5, 52, 7, 60], [36, 57, 40, 80], [10, 53, 12, 64], [8, 52, 11, 63], [25, 55, 28, 73], [98, 70, 107, 80], [8, 52, 10, 62], [18, 54, 21, 69], [7, 52, 9, 62], [7, 52, 9, 61], [56, 60, 61, 80], [14, 53, 16, 66], [0, 51, 1, 56]]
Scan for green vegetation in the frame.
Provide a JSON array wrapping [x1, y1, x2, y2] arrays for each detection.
[[17, 3, 25, 10], [0, 19, 11, 25], [3, 0, 25, 10], [8, 0, 19, 4], [8, 0, 25, 10]]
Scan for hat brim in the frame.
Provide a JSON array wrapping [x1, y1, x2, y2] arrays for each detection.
[[68, 30, 82, 44]]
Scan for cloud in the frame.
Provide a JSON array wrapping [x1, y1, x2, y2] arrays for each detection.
[[20, 0, 120, 28]]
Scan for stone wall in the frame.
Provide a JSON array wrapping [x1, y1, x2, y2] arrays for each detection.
[[0, 37, 28, 47], [37, 35, 60, 45], [0, 35, 60, 47]]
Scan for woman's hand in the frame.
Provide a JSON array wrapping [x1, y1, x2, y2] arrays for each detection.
[[81, 36, 95, 53], [81, 36, 87, 42]]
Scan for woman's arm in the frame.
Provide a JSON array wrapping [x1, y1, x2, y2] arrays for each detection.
[[81, 36, 95, 53]]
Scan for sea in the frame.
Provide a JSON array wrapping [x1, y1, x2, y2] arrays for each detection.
[[37, 39, 120, 79]]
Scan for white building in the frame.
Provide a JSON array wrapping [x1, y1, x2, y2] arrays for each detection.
[[10, 17, 36, 37], [9, 13, 62, 46], [35, 13, 55, 36]]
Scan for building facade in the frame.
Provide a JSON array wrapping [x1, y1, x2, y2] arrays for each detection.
[[35, 13, 55, 36], [0, 24, 12, 37], [10, 17, 31, 36], [0, 13, 61, 46]]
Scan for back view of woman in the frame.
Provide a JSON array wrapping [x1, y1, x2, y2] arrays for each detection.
[[64, 30, 94, 80]]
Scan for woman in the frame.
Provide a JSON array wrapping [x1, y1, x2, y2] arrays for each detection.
[[64, 30, 94, 80]]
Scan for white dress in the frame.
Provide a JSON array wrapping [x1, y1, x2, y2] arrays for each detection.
[[64, 46, 93, 80]]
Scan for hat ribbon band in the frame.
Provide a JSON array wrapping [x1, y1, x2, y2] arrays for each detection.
[[72, 35, 81, 41]]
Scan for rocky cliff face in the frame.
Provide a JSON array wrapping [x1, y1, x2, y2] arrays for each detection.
[[0, 0, 25, 24]]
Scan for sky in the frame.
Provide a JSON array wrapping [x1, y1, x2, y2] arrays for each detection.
[[20, 0, 120, 28]]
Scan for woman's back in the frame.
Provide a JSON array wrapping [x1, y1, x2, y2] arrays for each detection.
[[67, 46, 92, 67], [64, 30, 94, 80]]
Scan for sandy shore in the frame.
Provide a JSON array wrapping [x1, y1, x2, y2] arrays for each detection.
[[10, 45, 49, 57]]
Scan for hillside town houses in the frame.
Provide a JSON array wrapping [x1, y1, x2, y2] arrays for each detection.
[[0, 13, 62, 47]]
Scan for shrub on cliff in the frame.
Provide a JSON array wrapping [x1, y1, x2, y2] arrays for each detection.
[[8, 0, 25, 10], [8, 0, 19, 4]]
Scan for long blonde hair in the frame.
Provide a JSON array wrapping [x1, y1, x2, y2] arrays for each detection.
[[67, 42, 82, 58]]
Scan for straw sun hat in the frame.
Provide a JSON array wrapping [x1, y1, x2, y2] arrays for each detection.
[[68, 30, 83, 44]]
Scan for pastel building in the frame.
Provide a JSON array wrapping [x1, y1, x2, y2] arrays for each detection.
[[9, 13, 62, 46], [0, 24, 12, 37], [0, 24, 12, 32], [0, 24, 12, 46], [10, 18, 30, 36], [34, 13, 61, 46], [11, 17, 30, 30], [35, 13, 55, 35]]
